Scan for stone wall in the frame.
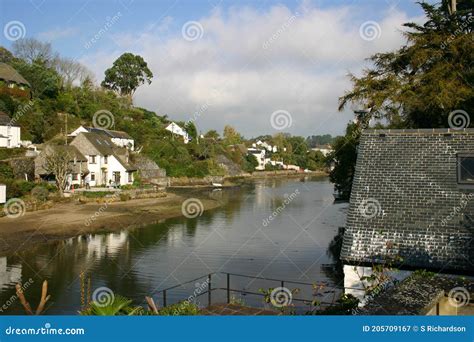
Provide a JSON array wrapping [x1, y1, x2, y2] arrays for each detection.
[[341, 129, 474, 273]]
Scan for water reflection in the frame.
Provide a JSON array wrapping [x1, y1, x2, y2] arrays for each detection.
[[0, 177, 349, 314]]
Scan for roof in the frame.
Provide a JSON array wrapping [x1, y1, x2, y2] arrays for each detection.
[[113, 147, 137, 171], [82, 126, 132, 140], [0, 111, 19, 127], [78, 132, 136, 171], [165, 122, 188, 136], [45, 145, 88, 162], [0, 63, 30, 86], [35, 144, 88, 176], [80, 132, 115, 156], [341, 129, 474, 273], [358, 273, 474, 315]]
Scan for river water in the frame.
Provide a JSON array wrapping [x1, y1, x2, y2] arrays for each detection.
[[0, 176, 349, 314]]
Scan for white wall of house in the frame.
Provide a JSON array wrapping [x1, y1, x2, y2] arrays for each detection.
[[68, 126, 89, 137], [105, 155, 133, 186], [311, 147, 333, 156], [67, 163, 87, 187], [248, 149, 266, 170], [83, 154, 132, 186], [0, 125, 20, 148], [165, 122, 190, 144]]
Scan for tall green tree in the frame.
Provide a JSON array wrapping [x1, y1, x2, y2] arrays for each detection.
[[329, 123, 359, 199], [223, 125, 242, 145], [101, 53, 153, 97], [12, 59, 61, 98], [339, 1, 473, 128], [332, 1, 473, 199]]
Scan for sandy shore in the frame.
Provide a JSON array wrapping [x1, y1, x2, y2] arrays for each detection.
[[0, 193, 222, 255]]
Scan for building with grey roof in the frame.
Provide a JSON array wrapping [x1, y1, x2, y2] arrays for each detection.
[[341, 129, 474, 274]]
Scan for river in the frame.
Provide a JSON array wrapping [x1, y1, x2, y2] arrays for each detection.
[[0, 176, 349, 314]]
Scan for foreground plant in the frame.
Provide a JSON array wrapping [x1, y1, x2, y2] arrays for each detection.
[[80, 295, 143, 316]]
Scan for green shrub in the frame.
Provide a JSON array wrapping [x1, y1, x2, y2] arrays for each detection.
[[81, 191, 115, 198], [4, 180, 36, 199], [157, 302, 200, 316], [31, 186, 49, 202], [0, 162, 14, 179]]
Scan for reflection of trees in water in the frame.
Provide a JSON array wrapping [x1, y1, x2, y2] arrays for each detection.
[[322, 227, 345, 285], [221, 189, 245, 223], [0, 231, 154, 313]]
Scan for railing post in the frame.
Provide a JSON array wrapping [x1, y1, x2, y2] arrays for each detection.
[[208, 274, 212, 307], [227, 273, 230, 304], [163, 290, 167, 307], [281, 280, 284, 288]]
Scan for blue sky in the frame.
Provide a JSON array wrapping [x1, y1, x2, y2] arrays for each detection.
[[0, 0, 432, 137]]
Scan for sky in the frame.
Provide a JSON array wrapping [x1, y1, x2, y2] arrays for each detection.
[[0, 0, 432, 138]]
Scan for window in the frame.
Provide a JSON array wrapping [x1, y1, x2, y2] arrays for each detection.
[[104, 155, 108, 164], [90, 155, 96, 164], [90, 173, 95, 181], [458, 154, 474, 184], [128, 172, 133, 183], [72, 173, 78, 181]]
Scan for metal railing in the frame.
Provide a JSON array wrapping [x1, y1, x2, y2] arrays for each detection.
[[153, 271, 354, 312]]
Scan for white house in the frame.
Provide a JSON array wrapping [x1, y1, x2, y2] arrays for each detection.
[[70, 132, 136, 187], [311, 144, 333, 156], [253, 140, 278, 153], [0, 112, 21, 148], [247, 147, 267, 170], [165, 122, 190, 144], [69, 126, 135, 150]]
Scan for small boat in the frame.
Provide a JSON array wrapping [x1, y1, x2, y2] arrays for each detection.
[[212, 182, 223, 188]]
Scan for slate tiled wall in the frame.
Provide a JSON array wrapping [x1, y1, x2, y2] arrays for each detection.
[[341, 129, 474, 272]]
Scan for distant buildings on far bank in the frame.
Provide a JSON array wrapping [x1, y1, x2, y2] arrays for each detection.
[[311, 144, 333, 156]]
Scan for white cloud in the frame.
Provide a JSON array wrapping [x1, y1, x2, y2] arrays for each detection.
[[37, 27, 78, 41], [81, 3, 423, 137]]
